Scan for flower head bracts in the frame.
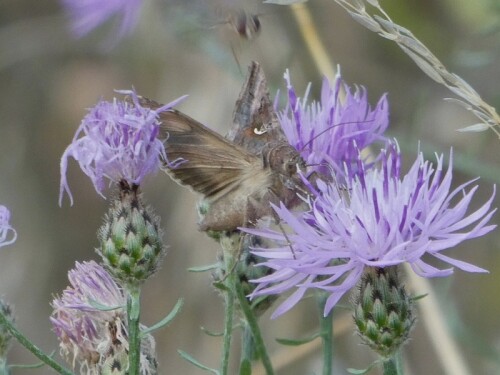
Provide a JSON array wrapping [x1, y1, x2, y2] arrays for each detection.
[[0, 206, 16, 249], [278, 70, 389, 178], [243, 144, 496, 317], [59, 90, 186, 205]]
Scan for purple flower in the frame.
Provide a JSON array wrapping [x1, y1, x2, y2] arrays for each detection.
[[0, 206, 16, 249], [51, 261, 156, 374], [244, 144, 496, 318], [61, 0, 142, 45], [278, 69, 389, 178], [51, 261, 126, 372], [59, 90, 186, 205]]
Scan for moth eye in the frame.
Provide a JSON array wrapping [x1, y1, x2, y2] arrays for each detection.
[[285, 160, 297, 176]]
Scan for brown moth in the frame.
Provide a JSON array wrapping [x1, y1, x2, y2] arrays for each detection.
[[140, 61, 306, 231]]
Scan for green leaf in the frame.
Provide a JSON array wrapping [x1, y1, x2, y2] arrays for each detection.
[[87, 299, 124, 311], [140, 298, 183, 337], [239, 359, 252, 375], [188, 263, 219, 272], [178, 350, 220, 374], [411, 293, 428, 301], [347, 359, 383, 374], [212, 281, 230, 292], [276, 332, 320, 346], [8, 351, 57, 370], [200, 326, 224, 337]]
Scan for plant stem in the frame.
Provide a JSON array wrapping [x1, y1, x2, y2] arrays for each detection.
[[0, 311, 73, 375], [127, 287, 141, 375], [234, 281, 274, 375], [241, 320, 254, 362], [317, 291, 333, 375], [221, 277, 235, 375], [220, 242, 236, 375], [383, 350, 404, 375]]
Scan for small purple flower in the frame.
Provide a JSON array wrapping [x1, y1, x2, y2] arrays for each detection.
[[51, 261, 157, 374], [61, 0, 142, 45], [244, 144, 496, 318], [0, 206, 16, 249], [278, 69, 389, 178], [51, 261, 126, 372], [59, 90, 186, 205]]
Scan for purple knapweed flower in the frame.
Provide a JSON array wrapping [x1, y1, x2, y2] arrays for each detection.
[[0, 206, 16, 249], [244, 144, 496, 318], [51, 261, 156, 374], [61, 0, 143, 45], [51, 261, 127, 373], [278, 69, 389, 178], [59, 89, 186, 205]]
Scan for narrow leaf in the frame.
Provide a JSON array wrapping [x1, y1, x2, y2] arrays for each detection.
[[347, 359, 383, 374], [178, 350, 220, 374], [200, 326, 224, 337], [188, 263, 219, 272], [140, 298, 183, 337], [276, 332, 320, 346], [88, 299, 124, 311], [411, 293, 428, 301], [9, 351, 56, 369]]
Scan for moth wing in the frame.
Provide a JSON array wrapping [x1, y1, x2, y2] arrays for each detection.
[[139, 97, 260, 200], [226, 61, 286, 152]]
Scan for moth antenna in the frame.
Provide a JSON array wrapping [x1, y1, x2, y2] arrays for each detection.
[[298, 118, 375, 153], [278, 221, 297, 260]]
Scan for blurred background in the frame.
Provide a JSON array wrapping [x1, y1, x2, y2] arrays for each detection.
[[0, 0, 499, 374]]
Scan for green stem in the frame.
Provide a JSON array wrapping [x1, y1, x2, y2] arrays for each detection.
[[240, 321, 254, 363], [0, 312, 73, 375], [127, 287, 141, 375], [383, 350, 404, 375], [234, 281, 274, 375], [220, 251, 236, 375], [317, 292, 333, 375]]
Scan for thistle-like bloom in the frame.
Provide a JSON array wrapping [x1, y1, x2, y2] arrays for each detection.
[[61, 0, 143, 45], [0, 206, 16, 249], [278, 69, 389, 177], [59, 90, 186, 205], [51, 261, 157, 374], [244, 144, 496, 318]]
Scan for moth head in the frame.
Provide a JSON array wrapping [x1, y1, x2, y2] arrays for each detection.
[[264, 143, 305, 178]]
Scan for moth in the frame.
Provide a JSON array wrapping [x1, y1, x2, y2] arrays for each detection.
[[139, 61, 306, 232], [224, 9, 261, 41]]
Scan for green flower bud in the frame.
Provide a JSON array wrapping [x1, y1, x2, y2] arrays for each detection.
[[353, 266, 415, 358], [214, 233, 277, 317], [98, 182, 164, 287]]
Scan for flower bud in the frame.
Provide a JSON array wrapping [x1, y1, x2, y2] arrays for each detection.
[[98, 182, 164, 287], [353, 266, 415, 358], [214, 233, 277, 316]]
